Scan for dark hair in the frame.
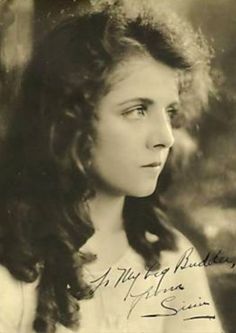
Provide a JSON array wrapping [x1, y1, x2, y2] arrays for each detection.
[[0, 1, 213, 332]]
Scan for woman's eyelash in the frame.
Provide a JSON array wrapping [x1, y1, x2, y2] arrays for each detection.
[[166, 106, 179, 119], [122, 104, 148, 117]]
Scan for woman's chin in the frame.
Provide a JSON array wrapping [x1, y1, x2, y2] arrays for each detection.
[[127, 182, 158, 198]]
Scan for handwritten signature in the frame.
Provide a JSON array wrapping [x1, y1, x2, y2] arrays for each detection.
[[141, 295, 214, 320]]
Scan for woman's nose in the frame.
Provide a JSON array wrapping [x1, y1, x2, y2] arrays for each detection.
[[146, 109, 175, 150]]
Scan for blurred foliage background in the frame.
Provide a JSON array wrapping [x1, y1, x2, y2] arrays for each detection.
[[0, 0, 235, 332]]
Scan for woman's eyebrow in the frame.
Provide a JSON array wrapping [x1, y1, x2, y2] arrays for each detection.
[[118, 97, 154, 106], [167, 100, 180, 108]]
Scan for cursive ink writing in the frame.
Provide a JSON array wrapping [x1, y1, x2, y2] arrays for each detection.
[[114, 267, 141, 301], [174, 247, 236, 273], [90, 267, 111, 292], [142, 295, 211, 319], [183, 315, 216, 321], [88, 247, 233, 321], [126, 267, 184, 319]]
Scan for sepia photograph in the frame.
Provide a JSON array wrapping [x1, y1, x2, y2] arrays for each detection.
[[0, 0, 235, 332]]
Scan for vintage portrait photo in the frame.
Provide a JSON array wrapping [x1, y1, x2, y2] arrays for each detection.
[[0, 0, 235, 332]]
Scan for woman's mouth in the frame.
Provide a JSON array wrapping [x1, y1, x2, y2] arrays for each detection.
[[142, 161, 162, 168]]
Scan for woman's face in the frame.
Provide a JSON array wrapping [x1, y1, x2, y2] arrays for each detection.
[[90, 55, 179, 197]]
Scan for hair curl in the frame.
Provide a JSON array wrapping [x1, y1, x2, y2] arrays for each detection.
[[0, 1, 213, 332]]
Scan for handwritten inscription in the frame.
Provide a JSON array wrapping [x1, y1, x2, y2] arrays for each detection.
[[89, 247, 234, 320]]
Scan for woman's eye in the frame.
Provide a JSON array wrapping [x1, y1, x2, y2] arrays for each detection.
[[122, 105, 147, 119], [166, 106, 179, 120]]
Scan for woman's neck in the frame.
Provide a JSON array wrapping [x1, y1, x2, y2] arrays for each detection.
[[87, 191, 125, 233], [83, 192, 128, 269]]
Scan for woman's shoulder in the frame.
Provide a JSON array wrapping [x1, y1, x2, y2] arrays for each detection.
[[0, 264, 38, 332], [0, 264, 24, 331], [0, 264, 23, 302]]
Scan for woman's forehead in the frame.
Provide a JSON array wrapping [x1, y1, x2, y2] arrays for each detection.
[[102, 55, 180, 104]]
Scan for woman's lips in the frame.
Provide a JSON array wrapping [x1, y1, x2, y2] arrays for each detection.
[[142, 162, 162, 168], [141, 162, 162, 177]]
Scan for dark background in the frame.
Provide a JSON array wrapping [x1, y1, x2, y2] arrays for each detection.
[[0, 1, 236, 332]]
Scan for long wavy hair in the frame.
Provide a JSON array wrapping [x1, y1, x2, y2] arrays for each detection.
[[0, 1, 213, 332]]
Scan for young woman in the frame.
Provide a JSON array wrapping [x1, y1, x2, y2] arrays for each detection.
[[0, 1, 223, 333]]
